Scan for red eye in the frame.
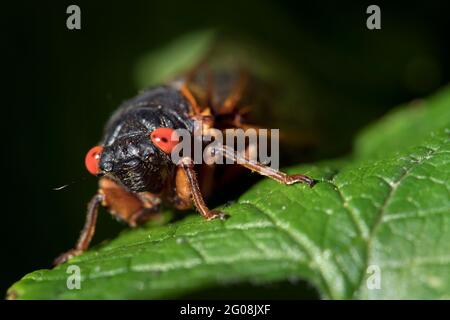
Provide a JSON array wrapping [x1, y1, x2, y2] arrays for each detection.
[[150, 128, 179, 154], [85, 146, 103, 175]]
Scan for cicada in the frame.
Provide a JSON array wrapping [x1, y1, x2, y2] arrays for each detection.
[[54, 62, 315, 265]]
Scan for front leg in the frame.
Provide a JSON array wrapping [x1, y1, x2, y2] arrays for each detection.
[[53, 193, 103, 266], [178, 157, 226, 220], [53, 179, 162, 266]]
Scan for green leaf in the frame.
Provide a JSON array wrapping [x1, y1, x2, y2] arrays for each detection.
[[7, 84, 450, 299], [355, 86, 450, 159]]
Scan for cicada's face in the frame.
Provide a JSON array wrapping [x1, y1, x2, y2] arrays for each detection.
[[84, 103, 183, 193], [101, 134, 171, 193], [85, 133, 173, 193]]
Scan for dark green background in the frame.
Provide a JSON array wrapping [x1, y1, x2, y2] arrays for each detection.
[[3, 1, 449, 297]]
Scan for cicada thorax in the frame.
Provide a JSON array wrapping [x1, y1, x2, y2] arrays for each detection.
[[174, 64, 251, 119]]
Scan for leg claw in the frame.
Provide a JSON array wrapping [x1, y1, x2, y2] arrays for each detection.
[[52, 249, 83, 267], [206, 210, 229, 221], [288, 174, 316, 187]]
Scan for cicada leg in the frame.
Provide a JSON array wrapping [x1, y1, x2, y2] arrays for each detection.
[[53, 179, 162, 266], [216, 145, 316, 187], [175, 157, 226, 220], [53, 193, 103, 266]]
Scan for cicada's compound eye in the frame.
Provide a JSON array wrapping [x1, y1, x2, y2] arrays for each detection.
[[85, 145, 103, 175], [150, 128, 179, 154]]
